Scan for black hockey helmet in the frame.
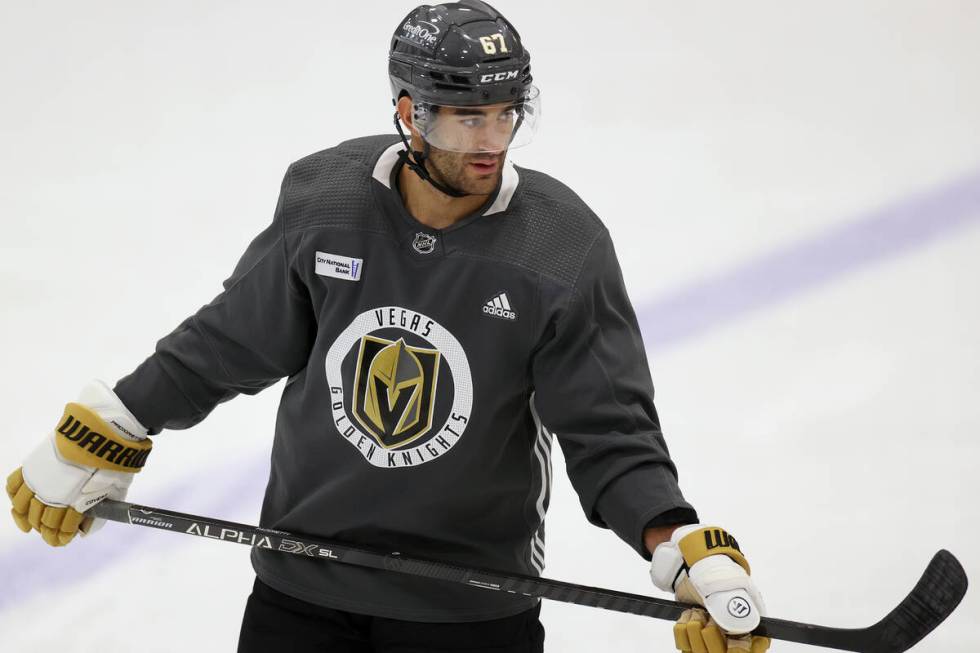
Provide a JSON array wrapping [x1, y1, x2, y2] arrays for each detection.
[[387, 1, 540, 197], [388, 0, 533, 107]]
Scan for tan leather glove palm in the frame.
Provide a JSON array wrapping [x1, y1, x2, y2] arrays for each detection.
[[6, 467, 94, 546], [673, 605, 770, 653]]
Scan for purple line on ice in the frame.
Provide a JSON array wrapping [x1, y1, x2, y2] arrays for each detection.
[[0, 456, 267, 613], [637, 170, 980, 349], [3, 169, 980, 613]]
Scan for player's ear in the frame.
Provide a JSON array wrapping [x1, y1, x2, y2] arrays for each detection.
[[396, 94, 415, 132]]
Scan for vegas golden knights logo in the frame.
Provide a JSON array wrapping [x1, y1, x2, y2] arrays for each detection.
[[352, 335, 441, 449], [326, 306, 472, 469]]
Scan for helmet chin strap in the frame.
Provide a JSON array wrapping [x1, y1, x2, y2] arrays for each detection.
[[393, 112, 470, 199]]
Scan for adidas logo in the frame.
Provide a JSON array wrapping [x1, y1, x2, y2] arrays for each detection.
[[483, 292, 517, 321]]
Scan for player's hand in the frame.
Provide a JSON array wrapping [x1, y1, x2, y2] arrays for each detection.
[[6, 380, 151, 546], [650, 525, 771, 653]]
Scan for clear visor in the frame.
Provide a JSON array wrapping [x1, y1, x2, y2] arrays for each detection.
[[410, 85, 541, 154]]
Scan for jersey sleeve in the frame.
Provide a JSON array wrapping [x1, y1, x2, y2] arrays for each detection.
[[113, 165, 316, 433], [531, 230, 698, 559]]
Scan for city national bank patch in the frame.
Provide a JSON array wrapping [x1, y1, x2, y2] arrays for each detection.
[[315, 251, 363, 281]]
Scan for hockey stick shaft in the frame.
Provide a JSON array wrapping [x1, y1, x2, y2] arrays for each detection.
[[90, 500, 966, 652]]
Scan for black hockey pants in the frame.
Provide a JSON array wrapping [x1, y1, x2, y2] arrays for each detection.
[[238, 577, 546, 652]]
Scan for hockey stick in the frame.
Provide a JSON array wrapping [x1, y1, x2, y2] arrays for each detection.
[[90, 499, 967, 652]]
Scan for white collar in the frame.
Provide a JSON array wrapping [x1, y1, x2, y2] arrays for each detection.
[[372, 142, 519, 217]]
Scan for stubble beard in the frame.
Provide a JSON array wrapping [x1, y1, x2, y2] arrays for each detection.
[[426, 147, 504, 197]]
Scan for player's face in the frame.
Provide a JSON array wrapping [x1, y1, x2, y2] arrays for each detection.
[[422, 103, 515, 196]]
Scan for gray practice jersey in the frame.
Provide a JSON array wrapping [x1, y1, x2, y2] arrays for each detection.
[[114, 135, 698, 622]]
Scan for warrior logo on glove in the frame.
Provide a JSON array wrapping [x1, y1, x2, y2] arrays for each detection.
[[55, 404, 151, 471]]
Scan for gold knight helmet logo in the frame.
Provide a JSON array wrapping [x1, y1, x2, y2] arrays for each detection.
[[353, 336, 441, 449]]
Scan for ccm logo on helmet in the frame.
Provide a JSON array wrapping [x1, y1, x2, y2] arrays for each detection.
[[480, 71, 519, 84]]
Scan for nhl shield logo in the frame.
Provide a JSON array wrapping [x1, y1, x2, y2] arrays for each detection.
[[352, 336, 440, 449], [412, 232, 437, 254]]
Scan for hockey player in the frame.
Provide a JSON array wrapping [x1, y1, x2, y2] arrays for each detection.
[[7, 2, 771, 652]]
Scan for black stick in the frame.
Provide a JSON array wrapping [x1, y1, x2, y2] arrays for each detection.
[[90, 499, 967, 652]]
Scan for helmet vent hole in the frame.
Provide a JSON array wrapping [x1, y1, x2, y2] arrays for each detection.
[[449, 74, 470, 85], [433, 82, 469, 92]]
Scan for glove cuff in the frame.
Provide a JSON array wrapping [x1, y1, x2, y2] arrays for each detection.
[[650, 524, 752, 591], [53, 380, 152, 474], [650, 524, 703, 591], [676, 526, 751, 576], [77, 380, 150, 442]]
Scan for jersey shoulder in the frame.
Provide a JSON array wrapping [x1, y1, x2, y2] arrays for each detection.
[[280, 135, 400, 234], [465, 165, 607, 288]]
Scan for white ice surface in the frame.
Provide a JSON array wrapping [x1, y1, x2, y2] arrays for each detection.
[[1, 1, 978, 651]]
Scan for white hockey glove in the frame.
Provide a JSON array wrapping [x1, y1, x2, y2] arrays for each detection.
[[651, 525, 771, 653], [6, 380, 151, 546]]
